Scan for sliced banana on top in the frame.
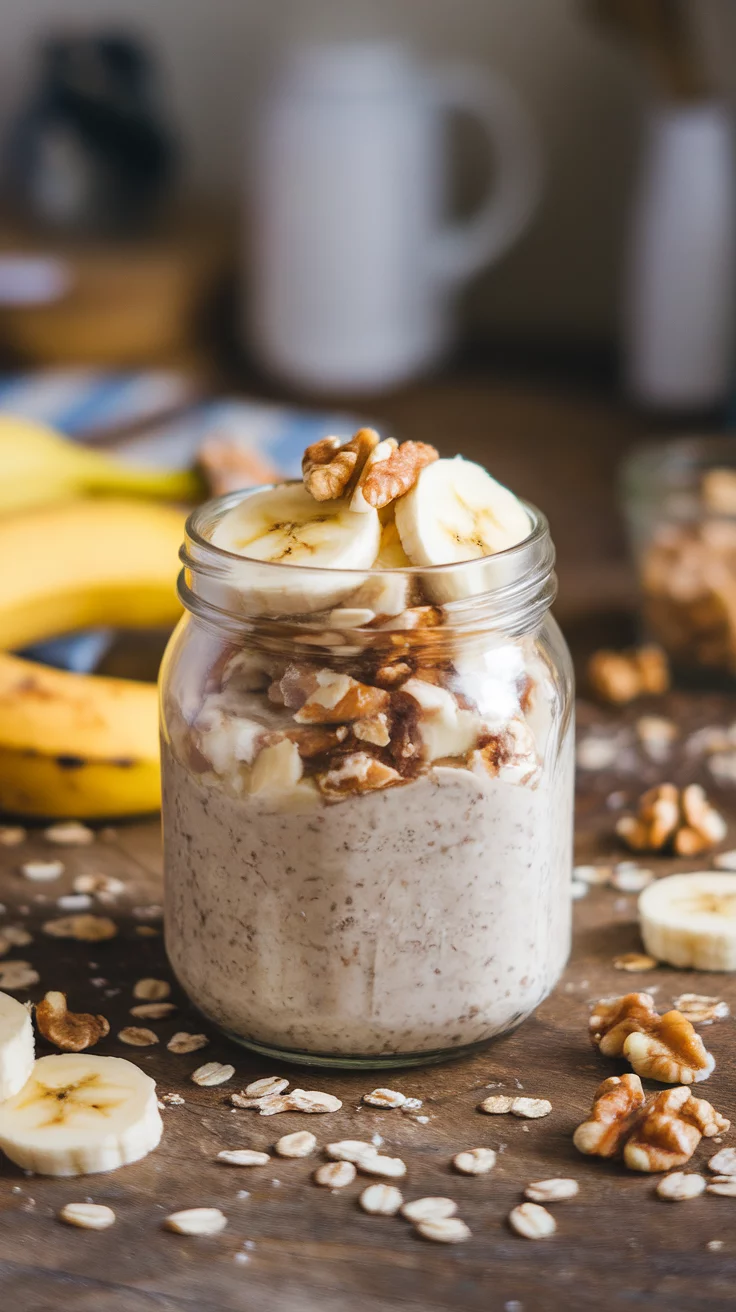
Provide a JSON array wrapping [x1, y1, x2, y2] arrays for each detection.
[[210, 483, 381, 616], [639, 872, 736, 971], [394, 456, 531, 602], [0, 1053, 163, 1175], [0, 991, 34, 1101]]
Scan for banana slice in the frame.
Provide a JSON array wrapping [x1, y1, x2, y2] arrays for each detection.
[[0, 992, 34, 1101], [0, 1053, 162, 1175], [210, 484, 381, 616], [638, 872, 736, 971], [394, 456, 531, 602]]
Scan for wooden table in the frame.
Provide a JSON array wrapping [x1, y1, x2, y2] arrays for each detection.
[[2, 378, 733, 1310]]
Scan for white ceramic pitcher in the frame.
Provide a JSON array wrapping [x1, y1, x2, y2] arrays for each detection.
[[245, 42, 541, 393]]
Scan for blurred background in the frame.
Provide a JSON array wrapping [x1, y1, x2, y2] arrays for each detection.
[[3, 0, 736, 818]]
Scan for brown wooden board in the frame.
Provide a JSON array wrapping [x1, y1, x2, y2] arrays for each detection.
[[0, 691, 735, 1312]]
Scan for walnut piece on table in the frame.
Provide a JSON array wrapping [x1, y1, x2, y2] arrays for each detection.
[[615, 783, 726, 856], [572, 1074, 646, 1159], [590, 992, 716, 1084], [588, 645, 669, 705], [623, 1087, 730, 1173]]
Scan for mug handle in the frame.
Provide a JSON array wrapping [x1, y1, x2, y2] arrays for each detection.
[[429, 63, 542, 284]]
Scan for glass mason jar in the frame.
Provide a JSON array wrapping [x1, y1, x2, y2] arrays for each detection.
[[160, 489, 575, 1069], [623, 435, 736, 681]]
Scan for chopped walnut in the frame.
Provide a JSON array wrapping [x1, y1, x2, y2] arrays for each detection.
[[616, 782, 726, 855], [352, 713, 391, 747], [316, 753, 402, 799], [269, 725, 349, 758], [588, 645, 670, 704], [373, 660, 412, 689], [294, 669, 389, 725], [360, 440, 439, 509], [624, 1086, 730, 1173], [469, 718, 540, 786], [302, 429, 379, 501], [589, 992, 659, 1057], [590, 992, 715, 1084], [572, 1073, 646, 1159], [35, 991, 109, 1052]]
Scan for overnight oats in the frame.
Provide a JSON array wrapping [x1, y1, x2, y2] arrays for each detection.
[[160, 430, 575, 1067]]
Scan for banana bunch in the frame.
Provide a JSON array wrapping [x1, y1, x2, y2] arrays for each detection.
[[0, 413, 202, 517], [0, 497, 184, 818], [0, 997, 162, 1175]]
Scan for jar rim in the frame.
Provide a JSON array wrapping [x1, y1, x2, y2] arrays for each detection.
[[180, 484, 557, 636]]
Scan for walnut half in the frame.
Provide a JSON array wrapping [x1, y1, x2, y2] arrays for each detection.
[[574, 1077, 729, 1173], [590, 992, 716, 1084], [572, 1074, 646, 1159], [35, 990, 110, 1052], [616, 783, 726, 856]]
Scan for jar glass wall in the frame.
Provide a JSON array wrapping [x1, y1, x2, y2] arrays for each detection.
[[160, 490, 575, 1068]]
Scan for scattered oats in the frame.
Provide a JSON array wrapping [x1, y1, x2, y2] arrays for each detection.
[[257, 1095, 293, 1116], [708, 752, 736, 786], [287, 1089, 342, 1114], [609, 865, 654, 893], [371, 1133, 384, 1146], [415, 1115, 429, 1124], [356, 1155, 406, 1179], [707, 1177, 736, 1197], [21, 860, 64, 882], [326, 1141, 379, 1164], [168, 1032, 209, 1054], [401, 1097, 423, 1111], [59, 1202, 115, 1230], [708, 1148, 736, 1175], [135, 926, 159, 938], [511, 1098, 552, 1120], [415, 1217, 471, 1244], [571, 880, 588, 901], [0, 826, 25, 846], [453, 1148, 497, 1176], [479, 1094, 515, 1115], [133, 978, 170, 1002], [656, 1172, 706, 1201], [44, 822, 94, 847], [162, 1092, 185, 1105], [0, 925, 33, 955], [359, 1183, 403, 1215], [607, 791, 627, 810], [132, 905, 162, 920], [274, 1131, 317, 1158], [192, 1062, 235, 1087], [58, 893, 94, 914], [363, 1088, 406, 1109], [217, 1149, 270, 1167], [524, 1179, 579, 1203], [130, 1002, 177, 1020], [576, 737, 620, 770], [234, 1252, 249, 1265], [509, 1203, 556, 1239], [573, 864, 611, 887], [613, 952, 658, 972], [164, 1208, 227, 1236], [706, 1240, 724, 1251], [43, 914, 117, 941], [0, 961, 39, 990], [314, 1161, 356, 1188], [103, 988, 120, 998], [401, 1197, 457, 1224], [73, 872, 125, 900], [118, 1027, 158, 1047], [673, 994, 730, 1025], [244, 1076, 288, 1098], [636, 717, 677, 761], [236, 1190, 250, 1199]]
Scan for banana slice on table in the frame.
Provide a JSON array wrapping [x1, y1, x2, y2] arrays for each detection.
[[0, 1053, 162, 1175], [394, 456, 531, 602], [0, 992, 34, 1101], [210, 484, 381, 616], [638, 872, 736, 971]]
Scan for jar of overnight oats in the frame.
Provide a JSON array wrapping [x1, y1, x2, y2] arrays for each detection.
[[160, 443, 575, 1068]]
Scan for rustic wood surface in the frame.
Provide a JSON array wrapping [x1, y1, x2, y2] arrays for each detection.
[[2, 377, 733, 1311]]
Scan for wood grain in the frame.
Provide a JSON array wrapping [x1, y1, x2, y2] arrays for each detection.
[[0, 690, 735, 1311]]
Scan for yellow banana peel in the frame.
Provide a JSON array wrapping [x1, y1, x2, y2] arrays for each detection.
[[0, 498, 186, 819]]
